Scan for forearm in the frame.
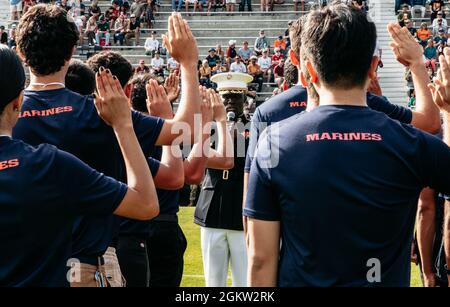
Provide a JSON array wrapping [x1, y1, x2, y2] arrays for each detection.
[[248, 257, 278, 287], [161, 145, 184, 175], [410, 61, 441, 133], [114, 124, 157, 207], [207, 120, 234, 169], [184, 130, 210, 184], [444, 201, 450, 284], [444, 112, 450, 145], [172, 62, 201, 141], [416, 190, 436, 276]]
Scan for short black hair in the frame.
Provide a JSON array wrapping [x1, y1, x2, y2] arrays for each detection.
[[17, 5, 79, 76], [65, 60, 96, 96], [130, 73, 154, 113], [301, 3, 377, 89], [0, 45, 25, 115], [87, 51, 133, 88]]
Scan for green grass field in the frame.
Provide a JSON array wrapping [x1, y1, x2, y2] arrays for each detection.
[[178, 207, 422, 287]]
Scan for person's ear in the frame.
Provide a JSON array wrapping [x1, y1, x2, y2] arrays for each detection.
[[289, 49, 299, 66], [12, 91, 23, 112], [124, 83, 132, 98], [367, 56, 379, 81], [305, 61, 318, 84]]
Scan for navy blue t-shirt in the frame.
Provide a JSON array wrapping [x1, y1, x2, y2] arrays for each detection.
[[12, 88, 164, 262], [0, 136, 127, 286], [119, 147, 180, 237], [244, 88, 413, 172], [244, 105, 450, 287]]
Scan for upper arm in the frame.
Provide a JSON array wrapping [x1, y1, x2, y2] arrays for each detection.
[[132, 110, 165, 154], [421, 133, 450, 194], [206, 148, 234, 170]]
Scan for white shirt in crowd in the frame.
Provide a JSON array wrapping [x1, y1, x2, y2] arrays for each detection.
[[167, 57, 179, 70], [145, 38, 160, 52], [258, 56, 272, 70], [230, 62, 247, 73], [151, 57, 165, 69]]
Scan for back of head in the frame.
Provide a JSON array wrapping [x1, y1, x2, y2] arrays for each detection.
[[17, 5, 79, 76], [130, 73, 154, 113], [0, 45, 26, 115], [65, 60, 96, 96], [300, 3, 377, 89], [87, 51, 133, 88]]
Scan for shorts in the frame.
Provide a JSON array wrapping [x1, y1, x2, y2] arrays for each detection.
[[10, 1, 23, 13], [226, 0, 236, 3]]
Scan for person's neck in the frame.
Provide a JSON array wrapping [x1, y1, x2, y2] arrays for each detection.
[[317, 87, 367, 107], [0, 125, 12, 137], [28, 69, 67, 91]]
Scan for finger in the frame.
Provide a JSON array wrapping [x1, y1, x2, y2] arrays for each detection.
[[157, 84, 168, 100], [112, 76, 123, 93], [146, 81, 154, 103], [173, 13, 182, 39], [168, 15, 175, 39], [162, 34, 172, 55], [95, 71, 105, 99], [439, 54, 450, 86], [101, 70, 115, 98]]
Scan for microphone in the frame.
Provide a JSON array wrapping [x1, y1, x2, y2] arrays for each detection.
[[226, 111, 236, 131]]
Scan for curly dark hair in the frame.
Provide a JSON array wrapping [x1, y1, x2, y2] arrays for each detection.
[[87, 51, 134, 88], [130, 73, 154, 113], [16, 5, 79, 76], [66, 60, 96, 96]]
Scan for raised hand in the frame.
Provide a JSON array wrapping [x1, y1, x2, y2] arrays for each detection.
[[200, 86, 213, 125], [428, 49, 450, 114], [94, 67, 132, 129], [388, 23, 424, 69], [146, 79, 174, 119], [164, 70, 181, 103], [162, 13, 199, 66], [209, 89, 226, 122]]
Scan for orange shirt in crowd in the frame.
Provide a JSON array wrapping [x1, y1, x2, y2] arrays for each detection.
[[274, 39, 287, 50], [248, 63, 262, 75], [417, 28, 431, 41]]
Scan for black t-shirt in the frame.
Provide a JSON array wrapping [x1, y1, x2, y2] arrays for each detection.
[[129, 19, 140, 31], [0, 32, 7, 44], [0, 136, 127, 286], [245, 105, 450, 286], [206, 55, 221, 68], [12, 88, 164, 262]]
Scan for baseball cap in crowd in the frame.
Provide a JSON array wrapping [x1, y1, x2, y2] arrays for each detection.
[[139, 59, 145, 64], [229, 40, 236, 46], [209, 48, 216, 52], [250, 55, 258, 61], [438, 11, 443, 15], [152, 30, 157, 35], [260, 29, 265, 34], [130, 14, 136, 18]]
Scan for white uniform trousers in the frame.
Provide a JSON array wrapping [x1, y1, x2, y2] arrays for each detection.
[[200, 227, 247, 287]]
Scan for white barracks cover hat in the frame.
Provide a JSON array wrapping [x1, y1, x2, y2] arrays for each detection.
[[210, 72, 253, 94]]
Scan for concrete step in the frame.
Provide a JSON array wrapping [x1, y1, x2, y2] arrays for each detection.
[[98, 3, 301, 12]]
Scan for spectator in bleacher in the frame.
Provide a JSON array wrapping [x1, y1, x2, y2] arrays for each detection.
[[65, 60, 96, 95], [395, 0, 410, 14], [430, 0, 445, 22], [273, 35, 287, 55], [10, 0, 23, 21], [294, 0, 304, 13], [437, 39, 447, 56], [144, 0, 156, 28], [8, 25, 16, 49], [0, 27, 7, 46], [171, 0, 183, 11], [85, 15, 98, 46], [238, 41, 253, 65], [212, 60, 227, 75], [411, 0, 426, 18], [206, 48, 221, 67], [352, 0, 364, 10], [88, 0, 101, 18], [274, 57, 284, 89], [230, 56, 247, 73], [167, 56, 179, 72], [271, 47, 284, 67], [95, 15, 111, 46], [58, 0, 72, 12], [120, 1, 131, 15], [199, 60, 212, 87], [135, 59, 151, 75], [69, 0, 86, 18], [239, 0, 252, 12], [125, 14, 140, 45], [144, 31, 160, 56], [226, 0, 236, 13], [417, 22, 432, 47], [131, 0, 147, 18], [258, 49, 272, 82], [185, 0, 204, 14], [107, 1, 121, 29], [254, 29, 270, 56], [226, 40, 237, 67], [113, 13, 129, 46], [22, 0, 36, 15], [247, 55, 263, 92], [434, 28, 448, 45], [216, 44, 225, 60], [397, 4, 412, 26], [406, 19, 417, 38], [74, 14, 87, 45], [151, 52, 165, 76], [260, 0, 269, 12], [424, 39, 437, 74], [432, 12, 448, 31]]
